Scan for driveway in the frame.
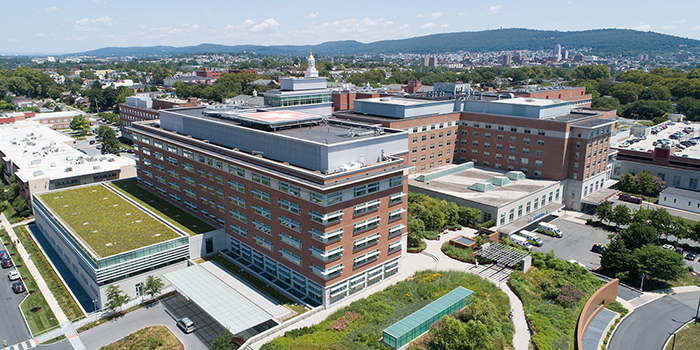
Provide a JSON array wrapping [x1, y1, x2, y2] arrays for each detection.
[[0, 242, 32, 346], [609, 291, 700, 350], [78, 300, 208, 350]]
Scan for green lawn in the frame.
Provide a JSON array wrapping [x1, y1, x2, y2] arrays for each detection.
[[109, 179, 214, 236], [13, 226, 84, 321], [38, 185, 181, 257], [0, 228, 60, 335], [665, 322, 700, 350]]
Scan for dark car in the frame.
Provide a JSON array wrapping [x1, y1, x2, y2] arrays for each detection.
[[230, 336, 245, 348], [1, 257, 13, 268], [0, 250, 8, 260], [89, 140, 95, 145], [127, 149, 135, 154], [676, 247, 685, 254], [591, 244, 606, 254], [686, 252, 697, 261], [12, 281, 25, 294]]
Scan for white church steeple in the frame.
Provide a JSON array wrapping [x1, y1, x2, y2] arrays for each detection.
[[306, 50, 319, 78]]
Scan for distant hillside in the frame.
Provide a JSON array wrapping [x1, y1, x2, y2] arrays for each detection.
[[73, 28, 700, 57]]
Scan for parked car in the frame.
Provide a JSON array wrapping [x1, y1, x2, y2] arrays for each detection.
[[676, 247, 685, 254], [0, 250, 8, 260], [177, 317, 196, 333], [126, 149, 135, 154], [1, 257, 13, 268], [7, 270, 20, 281], [591, 244, 606, 254], [662, 244, 675, 250], [686, 252, 697, 261], [230, 336, 245, 348], [12, 281, 25, 294]]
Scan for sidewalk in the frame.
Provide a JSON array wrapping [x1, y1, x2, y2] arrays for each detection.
[[0, 213, 68, 324]]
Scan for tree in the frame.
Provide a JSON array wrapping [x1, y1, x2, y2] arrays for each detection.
[[601, 236, 629, 275], [144, 275, 164, 300], [650, 208, 672, 238], [619, 172, 637, 194], [461, 207, 483, 227], [105, 285, 130, 312], [631, 245, 685, 282], [70, 115, 91, 136], [595, 201, 613, 225], [669, 217, 691, 243], [635, 171, 656, 197], [210, 334, 234, 350], [620, 222, 657, 250], [407, 217, 425, 248], [677, 97, 700, 121], [611, 205, 632, 228], [100, 128, 120, 155], [612, 81, 644, 105], [430, 316, 466, 350]]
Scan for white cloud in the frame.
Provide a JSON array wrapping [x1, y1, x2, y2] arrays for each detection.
[[304, 12, 318, 19], [430, 11, 443, 19], [692, 25, 700, 30], [678, 19, 686, 23], [75, 16, 116, 30], [75, 18, 89, 26], [458, 12, 468, 16], [251, 18, 280, 32], [45, 7, 59, 13], [243, 19, 256, 26], [35, 32, 48, 38], [420, 22, 436, 29], [663, 25, 677, 30], [91, 0, 107, 3], [399, 24, 409, 29], [167, 23, 200, 34], [440, 24, 449, 28], [632, 24, 651, 31], [487, 5, 502, 14]]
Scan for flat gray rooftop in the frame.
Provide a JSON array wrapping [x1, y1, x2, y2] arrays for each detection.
[[408, 165, 559, 207]]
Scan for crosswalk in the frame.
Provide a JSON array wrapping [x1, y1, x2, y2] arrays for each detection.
[[1, 338, 36, 350]]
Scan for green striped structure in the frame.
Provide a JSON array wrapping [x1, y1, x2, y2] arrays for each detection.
[[382, 286, 473, 349], [415, 162, 474, 182]]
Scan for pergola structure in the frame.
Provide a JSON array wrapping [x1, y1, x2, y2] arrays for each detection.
[[474, 243, 531, 270]]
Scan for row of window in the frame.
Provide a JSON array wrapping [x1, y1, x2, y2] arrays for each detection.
[[462, 122, 547, 136], [468, 138, 546, 147], [499, 189, 561, 226]]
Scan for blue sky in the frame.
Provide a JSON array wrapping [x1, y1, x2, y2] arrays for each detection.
[[2, 0, 700, 55]]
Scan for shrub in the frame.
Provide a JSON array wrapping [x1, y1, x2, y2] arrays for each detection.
[[328, 311, 361, 331], [605, 301, 629, 317], [554, 285, 584, 308]]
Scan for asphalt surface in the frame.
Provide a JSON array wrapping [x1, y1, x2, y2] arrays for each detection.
[[527, 216, 611, 270], [0, 242, 32, 346], [79, 297, 207, 350], [161, 294, 230, 349], [609, 291, 700, 350]]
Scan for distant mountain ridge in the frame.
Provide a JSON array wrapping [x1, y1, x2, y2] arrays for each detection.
[[73, 28, 700, 57]]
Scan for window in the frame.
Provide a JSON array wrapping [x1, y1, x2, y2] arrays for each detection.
[[184, 188, 196, 198], [279, 199, 300, 214], [388, 208, 404, 221], [183, 163, 194, 173], [535, 160, 543, 167], [511, 127, 518, 132], [524, 128, 531, 134], [496, 144, 503, 150], [229, 180, 245, 193], [495, 153, 502, 160], [498, 125, 504, 131], [673, 175, 682, 187], [536, 150, 544, 157], [354, 182, 380, 197], [168, 169, 179, 179], [521, 158, 529, 165], [523, 138, 530, 145], [412, 137, 418, 143], [691, 178, 698, 190], [537, 140, 545, 146], [156, 175, 166, 184], [388, 241, 402, 254], [389, 193, 405, 205], [310, 246, 343, 262], [154, 140, 164, 149], [473, 131, 479, 137], [167, 144, 178, 153], [509, 136, 517, 142], [576, 142, 581, 149], [538, 129, 546, 136], [253, 220, 272, 235], [389, 224, 404, 238], [509, 146, 516, 152], [310, 210, 343, 225], [253, 205, 272, 219], [182, 150, 194, 159], [575, 152, 579, 160], [389, 176, 403, 187], [310, 228, 343, 243], [484, 133, 491, 139], [169, 181, 180, 191], [142, 169, 153, 178], [167, 157, 178, 166], [421, 145, 427, 152], [522, 148, 529, 154], [354, 233, 380, 250], [354, 199, 380, 215], [472, 140, 479, 147], [354, 217, 380, 233], [252, 189, 271, 203], [484, 142, 490, 148], [508, 156, 515, 162], [311, 263, 343, 279], [412, 147, 417, 153], [170, 193, 181, 202], [279, 232, 302, 250], [483, 151, 490, 158], [228, 165, 245, 177], [252, 173, 271, 186], [154, 164, 165, 172], [230, 209, 247, 223], [327, 192, 343, 205], [279, 216, 301, 232], [230, 224, 247, 238], [534, 170, 542, 177], [280, 249, 301, 266], [279, 182, 301, 197], [497, 135, 504, 141]]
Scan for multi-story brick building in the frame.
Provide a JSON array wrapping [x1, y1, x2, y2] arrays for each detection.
[[119, 96, 198, 137], [336, 95, 616, 212], [129, 107, 410, 306]]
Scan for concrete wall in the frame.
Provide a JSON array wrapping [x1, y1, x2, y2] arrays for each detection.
[[576, 279, 619, 350], [659, 189, 700, 214], [189, 227, 227, 260]]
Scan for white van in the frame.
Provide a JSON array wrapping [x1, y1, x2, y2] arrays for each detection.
[[519, 230, 543, 246], [538, 222, 563, 238], [509, 234, 532, 250]]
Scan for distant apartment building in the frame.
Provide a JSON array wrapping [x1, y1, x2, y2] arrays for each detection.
[[502, 86, 593, 107], [128, 107, 409, 307], [119, 96, 198, 137], [421, 57, 437, 67]]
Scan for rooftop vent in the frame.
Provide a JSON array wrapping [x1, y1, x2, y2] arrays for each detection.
[[468, 182, 495, 192]]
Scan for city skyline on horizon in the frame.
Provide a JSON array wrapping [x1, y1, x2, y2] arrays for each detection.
[[2, 0, 700, 56]]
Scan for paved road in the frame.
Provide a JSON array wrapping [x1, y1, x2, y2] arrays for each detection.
[[0, 243, 32, 346], [610, 291, 700, 350], [78, 299, 208, 350]]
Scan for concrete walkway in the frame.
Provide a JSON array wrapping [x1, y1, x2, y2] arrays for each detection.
[[0, 214, 87, 349], [247, 227, 531, 350]]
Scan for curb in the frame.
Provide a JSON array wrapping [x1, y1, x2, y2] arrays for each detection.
[[662, 319, 696, 350]]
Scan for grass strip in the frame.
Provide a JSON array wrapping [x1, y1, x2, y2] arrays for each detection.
[[665, 322, 700, 350], [109, 179, 214, 236], [99, 325, 183, 350], [0, 228, 60, 334], [77, 291, 177, 333], [14, 225, 84, 321]]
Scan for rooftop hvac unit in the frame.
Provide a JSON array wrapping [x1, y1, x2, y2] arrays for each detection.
[[50, 163, 56, 167], [30, 159, 42, 165], [32, 170, 44, 177], [65, 167, 73, 172], [93, 165, 100, 170]]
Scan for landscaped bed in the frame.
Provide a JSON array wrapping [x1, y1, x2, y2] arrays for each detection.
[[99, 325, 183, 350], [261, 270, 513, 350], [110, 179, 214, 236], [38, 184, 182, 257], [509, 251, 604, 350]]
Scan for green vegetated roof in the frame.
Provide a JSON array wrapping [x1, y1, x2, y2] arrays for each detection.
[[38, 185, 182, 258], [109, 179, 214, 236], [383, 286, 473, 338]]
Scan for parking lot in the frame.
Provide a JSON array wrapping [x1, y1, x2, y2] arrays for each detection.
[[527, 216, 611, 270], [0, 243, 32, 345], [615, 120, 700, 157]]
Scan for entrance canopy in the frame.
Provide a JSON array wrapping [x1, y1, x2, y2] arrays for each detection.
[[164, 264, 276, 335], [581, 189, 620, 206]]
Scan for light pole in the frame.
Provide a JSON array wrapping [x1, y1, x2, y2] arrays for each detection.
[[695, 295, 700, 323]]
